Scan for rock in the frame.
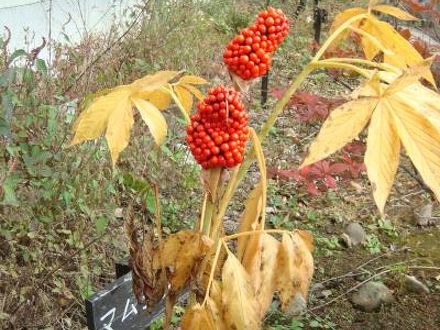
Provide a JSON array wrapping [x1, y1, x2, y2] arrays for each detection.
[[404, 275, 430, 294], [285, 293, 307, 317], [342, 222, 367, 247], [114, 207, 123, 219], [351, 281, 394, 312], [415, 203, 432, 226]]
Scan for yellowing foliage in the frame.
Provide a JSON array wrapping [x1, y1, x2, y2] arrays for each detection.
[[71, 71, 206, 165], [303, 59, 440, 214], [72, 1, 440, 329]]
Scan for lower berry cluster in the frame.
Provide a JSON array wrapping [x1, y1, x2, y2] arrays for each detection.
[[186, 85, 249, 169]]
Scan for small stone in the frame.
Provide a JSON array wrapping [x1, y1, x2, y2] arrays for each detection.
[[351, 281, 394, 312], [404, 275, 430, 294], [320, 289, 333, 299], [343, 222, 367, 247], [114, 208, 123, 219], [285, 293, 307, 317], [414, 203, 432, 226], [310, 283, 325, 293]]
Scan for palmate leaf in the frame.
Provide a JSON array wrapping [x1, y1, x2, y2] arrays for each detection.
[[327, 2, 438, 85], [71, 71, 179, 165], [303, 62, 440, 214], [71, 71, 207, 165]]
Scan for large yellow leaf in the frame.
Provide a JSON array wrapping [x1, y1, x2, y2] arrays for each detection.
[[254, 234, 279, 318], [105, 91, 134, 166], [275, 232, 314, 314], [360, 18, 435, 85], [364, 101, 400, 214], [389, 96, 440, 201], [174, 85, 194, 114], [131, 98, 167, 146], [307, 62, 440, 213], [395, 83, 440, 130], [71, 70, 181, 165], [222, 253, 260, 330], [71, 87, 131, 145], [181, 304, 215, 330], [372, 5, 418, 21], [302, 98, 377, 167]]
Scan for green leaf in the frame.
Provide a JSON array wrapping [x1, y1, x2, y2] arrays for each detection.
[[9, 49, 27, 63], [36, 59, 47, 75], [95, 217, 109, 234], [1, 175, 20, 205]]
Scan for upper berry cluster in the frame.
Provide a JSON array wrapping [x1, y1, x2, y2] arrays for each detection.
[[223, 7, 289, 80]]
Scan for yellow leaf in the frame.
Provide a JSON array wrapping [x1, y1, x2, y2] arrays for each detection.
[[384, 58, 435, 95], [254, 234, 279, 318], [329, 8, 366, 33], [179, 75, 208, 85], [131, 97, 167, 146], [372, 5, 418, 21], [302, 98, 377, 167], [71, 87, 130, 146], [395, 83, 440, 130], [71, 70, 180, 166], [275, 233, 314, 314], [364, 102, 401, 214], [237, 183, 263, 261], [222, 253, 260, 330], [104, 91, 134, 166], [131, 70, 179, 93], [135, 89, 172, 110], [389, 97, 440, 201], [181, 304, 215, 330], [154, 230, 213, 293], [174, 85, 194, 114], [182, 83, 204, 100]]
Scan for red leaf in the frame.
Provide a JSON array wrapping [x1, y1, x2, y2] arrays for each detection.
[[324, 176, 337, 189], [306, 181, 320, 195]]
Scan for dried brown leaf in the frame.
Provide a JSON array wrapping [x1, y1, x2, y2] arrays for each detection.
[[154, 230, 213, 294]]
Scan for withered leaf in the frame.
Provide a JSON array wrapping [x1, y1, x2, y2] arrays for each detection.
[[125, 215, 165, 307], [153, 230, 213, 293], [275, 232, 314, 315], [222, 252, 260, 330], [181, 303, 215, 330]]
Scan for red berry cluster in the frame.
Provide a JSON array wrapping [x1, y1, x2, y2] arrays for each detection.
[[223, 7, 289, 80], [186, 86, 249, 169]]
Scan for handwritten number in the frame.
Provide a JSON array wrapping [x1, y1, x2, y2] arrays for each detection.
[[122, 298, 138, 322], [100, 308, 116, 330]]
